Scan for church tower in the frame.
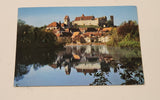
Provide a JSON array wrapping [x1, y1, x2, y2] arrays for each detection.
[[64, 15, 70, 28], [110, 16, 114, 26]]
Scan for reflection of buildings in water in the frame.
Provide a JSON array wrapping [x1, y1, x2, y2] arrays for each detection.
[[51, 45, 113, 66], [49, 64, 57, 69], [49, 45, 114, 75], [77, 69, 97, 76], [75, 63, 100, 75], [98, 45, 109, 54], [65, 47, 73, 55], [65, 65, 71, 75], [65, 45, 110, 57], [72, 54, 80, 60], [75, 63, 100, 69], [50, 61, 72, 75], [80, 55, 87, 62], [55, 56, 63, 64], [85, 45, 91, 54], [76, 45, 81, 51], [86, 56, 99, 62], [85, 45, 109, 54]]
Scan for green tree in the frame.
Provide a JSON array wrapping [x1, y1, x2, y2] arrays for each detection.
[[17, 19, 58, 47], [117, 21, 139, 39]]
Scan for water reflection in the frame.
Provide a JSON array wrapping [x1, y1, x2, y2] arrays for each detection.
[[15, 47, 57, 81], [14, 45, 144, 86]]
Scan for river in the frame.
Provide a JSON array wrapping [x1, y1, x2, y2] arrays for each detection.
[[14, 45, 144, 86]]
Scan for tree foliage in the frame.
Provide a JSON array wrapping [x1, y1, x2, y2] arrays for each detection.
[[107, 20, 141, 48], [117, 21, 139, 38], [17, 19, 57, 48]]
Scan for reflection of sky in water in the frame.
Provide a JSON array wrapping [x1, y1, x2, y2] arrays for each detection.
[[107, 68, 125, 85], [14, 64, 126, 86], [15, 65, 95, 86]]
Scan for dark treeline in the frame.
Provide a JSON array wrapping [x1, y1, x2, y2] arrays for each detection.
[[15, 19, 64, 80], [17, 19, 64, 48], [16, 19, 64, 65]]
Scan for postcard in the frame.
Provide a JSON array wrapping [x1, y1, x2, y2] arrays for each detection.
[[14, 6, 144, 86]]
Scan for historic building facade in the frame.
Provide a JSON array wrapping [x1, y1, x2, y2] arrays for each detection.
[[72, 14, 114, 27], [64, 15, 70, 28]]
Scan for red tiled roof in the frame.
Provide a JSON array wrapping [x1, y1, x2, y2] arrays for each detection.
[[102, 27, 112, 32], [64, 15, 69, 19], [97, 28, 101, 31], [56, 33, 60, 37], [94, 33, 102, 36], [72, 32, 80, 38], [73, 54, 80, 59], [75, 14, 95, 21], [61, 23, 64, 27], [47, 22, 58, 27]]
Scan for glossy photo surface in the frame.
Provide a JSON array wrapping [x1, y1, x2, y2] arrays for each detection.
[[14, 6, 144, 86]]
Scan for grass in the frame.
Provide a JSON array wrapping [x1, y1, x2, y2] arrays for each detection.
[[118, 40, 140, 48]]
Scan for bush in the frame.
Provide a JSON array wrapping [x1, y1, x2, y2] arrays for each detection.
[[118, 33, 140, 48], [107, 21, 140, 48], [118, 40, 140, 48], [106, 28, 120, 46]]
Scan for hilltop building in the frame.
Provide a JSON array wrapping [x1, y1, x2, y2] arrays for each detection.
[[46, 14, 113, 43], [46, 15, 70, 30], [46, 14, 114, 31], [72, 14, 114, 27], [64, 15, 70, 28]]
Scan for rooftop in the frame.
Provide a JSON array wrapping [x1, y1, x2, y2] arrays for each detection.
[[47, 22, 59, 27], [64, 15, 69, 19], [75, 14, 95, 21]]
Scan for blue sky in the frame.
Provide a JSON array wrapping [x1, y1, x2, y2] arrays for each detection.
[[18, 6, 138, 27]]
